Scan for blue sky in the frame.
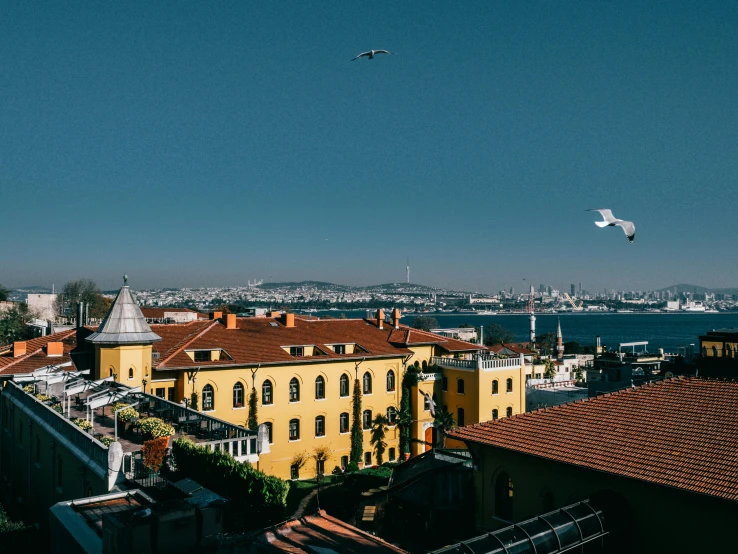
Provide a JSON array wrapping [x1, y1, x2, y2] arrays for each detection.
[[2, 2, 737, 293]]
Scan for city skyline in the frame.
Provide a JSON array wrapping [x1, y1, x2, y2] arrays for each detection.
[[3, 2, 738, 291]]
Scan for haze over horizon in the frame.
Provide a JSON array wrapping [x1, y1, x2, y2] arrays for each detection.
[[3, 2, 737, 292]]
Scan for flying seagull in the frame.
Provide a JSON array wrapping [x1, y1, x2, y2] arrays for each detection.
[[419, 390, 436, 417], [352, 49, 392, 61], [587, 209, 635, 243]]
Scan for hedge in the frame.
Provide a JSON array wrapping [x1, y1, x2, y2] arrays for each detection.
[[171, 437, 289, 528]]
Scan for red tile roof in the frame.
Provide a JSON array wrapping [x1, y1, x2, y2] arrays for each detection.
[[489, 343, 535, 356], [448, 377, 738, 502], [150, 317, 484, 370], [246, 510, 408, 553], [0, 329, 77, 375], [139, 307, 201, 318]]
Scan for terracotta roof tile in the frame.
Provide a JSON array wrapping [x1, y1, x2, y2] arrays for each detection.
[[0, 329, 77, 375], [447, 377, 738, 502]]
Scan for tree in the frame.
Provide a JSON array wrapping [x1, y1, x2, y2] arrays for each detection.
[[484, 324, 514, 346], [350, 377, 363, 465], [55, 279, 110, 319], [399, 363, 421, 456], [564, 341, 582, 354], [247, 386, 258, 430], [0, 284, 9, 302], [313, 444, 332, 480], [370, 414, 389, 465], [544, 359, 557, 379], [0, 304, 35, 344], [575, 365, 584, 383], [411, 316, 438, 331], [433, 407, 456, 449], [536, 332, 557, 355], [291, 451, 309, 477]]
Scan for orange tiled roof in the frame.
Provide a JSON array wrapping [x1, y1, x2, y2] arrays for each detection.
[[448, 377, 738, 502], [0, 329, 77, 375], [249, 509, 408, 553], [140, 307, 201, 318], [151, 317, 484, 370]]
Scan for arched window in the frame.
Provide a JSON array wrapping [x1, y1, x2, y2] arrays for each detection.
[[423, 394, 431, 411], [457, 407, 465, 427], [495, 472, 514, 520], [363, 372, 372, 394], [202, 384, 214, 411], [457, 378, 465, 394], [386, 370, 395, 392], [128, 367, 133, 379], [315, 376, 325, 400], [289, 419, 300, 441], [492, 409, 499, 420], [233, 382, 244, 408], [264, 422, 273, 443], [340, 374, 350, 397], [340, 412, 349, 433], [262, 380, 273, 405], [387, 406, 397, 425], [506, 378, 513, 393], [442, 376, 448, 391], [363, 409, 372, 429], [712, 345, 718, 357], [506, 406, 513, 418], [389, 448, 396, 461], [289, 378, 300, 402], [422, 360, 428, 370], [492, 380, 499, 395], [315, 416, 325, 437]]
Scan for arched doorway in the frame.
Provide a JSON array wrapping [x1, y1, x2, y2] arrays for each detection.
[[424, 426, 434, 451]]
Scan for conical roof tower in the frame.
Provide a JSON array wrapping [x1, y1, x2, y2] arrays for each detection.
[[86, 277, 161, 345]]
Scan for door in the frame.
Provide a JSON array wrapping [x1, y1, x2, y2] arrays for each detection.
[[424, 426, 434, 451]]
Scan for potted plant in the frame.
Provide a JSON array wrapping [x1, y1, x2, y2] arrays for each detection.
[[72, 418, 93, 433], [135, 417, 176, 442]]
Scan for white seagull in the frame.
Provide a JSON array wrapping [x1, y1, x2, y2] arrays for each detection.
[[352, 49, 393, 61], [419, 390, 436, 417], [587, 209, 635, 243]]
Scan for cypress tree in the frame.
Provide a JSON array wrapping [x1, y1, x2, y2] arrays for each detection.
[[399, 364, 420, 456], [248, 386, 258, 430], [350, 378, 363, 464]]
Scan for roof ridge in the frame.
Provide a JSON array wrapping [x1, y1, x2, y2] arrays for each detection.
[[156, 320, 220, 367], [0, 329, 77, 370]]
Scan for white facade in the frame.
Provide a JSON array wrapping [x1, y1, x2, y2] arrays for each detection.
[[27, 293, 58, 321]]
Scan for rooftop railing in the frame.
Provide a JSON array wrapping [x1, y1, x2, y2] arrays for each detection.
[[430, 354, 524, 371]]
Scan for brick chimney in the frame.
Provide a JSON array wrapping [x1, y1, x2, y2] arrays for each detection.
[[210, 311, 223, 320], [283, 313, 295, 328], [268, 311, 281, 318], [46, 342, 64, 357], [376, 309, 385, 330], [392, 308, 401, 329], [225, 313, 237, 330], [13, 341, 26, 357]]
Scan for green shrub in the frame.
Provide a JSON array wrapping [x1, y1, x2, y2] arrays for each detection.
[[135, 417, 175, 438], [72, 418, 92, 431], [171, 437, 289, 528], [347, 460, 359, 472], [111, 403, 139, 422]]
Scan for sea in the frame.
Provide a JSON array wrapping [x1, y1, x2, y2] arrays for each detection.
[[309, 311, 738, 353]]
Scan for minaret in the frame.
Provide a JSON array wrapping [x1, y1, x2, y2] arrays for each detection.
[[556, 318, 564, 360], [529, 285, 536, 346], [406, 255, 410, 284]]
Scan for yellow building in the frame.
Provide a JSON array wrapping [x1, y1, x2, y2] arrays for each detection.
[[2, 284, 527, 483]]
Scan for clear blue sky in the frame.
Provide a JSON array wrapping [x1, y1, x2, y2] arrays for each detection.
[[2, 1, 737, 293]]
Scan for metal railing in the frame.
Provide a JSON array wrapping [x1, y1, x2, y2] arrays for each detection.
[[430, 355, 524, 371]]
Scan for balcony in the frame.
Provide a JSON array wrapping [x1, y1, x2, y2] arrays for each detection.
[[430, 354, 524, 372]]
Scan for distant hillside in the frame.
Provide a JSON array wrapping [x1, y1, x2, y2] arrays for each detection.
[[659, 284, 738, 295], [259, 281, 352, 291]]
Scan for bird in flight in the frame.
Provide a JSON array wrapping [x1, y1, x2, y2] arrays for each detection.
[[587, 209, 635, 243], [352, 49, 392, 61]]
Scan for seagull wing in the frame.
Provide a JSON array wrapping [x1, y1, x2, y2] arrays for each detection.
[[615, 220, 635, 243], [587, 208, 617, 226], [352, 51, 371, 61], [374, 50, 393, 55]]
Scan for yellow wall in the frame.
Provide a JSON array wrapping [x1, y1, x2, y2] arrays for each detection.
[[95, 344, 153, 388], [179, 358, 403, 479], [700, 339, 738, 357]]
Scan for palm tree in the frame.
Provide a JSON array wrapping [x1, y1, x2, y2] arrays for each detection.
[[544, 358, 557, 380], [370, 414, 389, 465], [433, 407, 456, 449]]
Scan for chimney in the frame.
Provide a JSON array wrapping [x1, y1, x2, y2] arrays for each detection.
[[268, 311, 281, 318], [46, 342, 64, 357], [210, 311, 223, 320], [283, 313, 295, 328], [13, 341, 26, 357], [376, 309, 385, 330], [392, 308, 401, 329], [77, 302, 84, 329], [225, 313, 237, 330]]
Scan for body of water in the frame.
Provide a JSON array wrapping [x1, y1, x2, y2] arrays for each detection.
[[311, 311, 738, 352]]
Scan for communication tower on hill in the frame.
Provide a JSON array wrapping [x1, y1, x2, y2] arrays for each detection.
[[406, 256, 410, 284]]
